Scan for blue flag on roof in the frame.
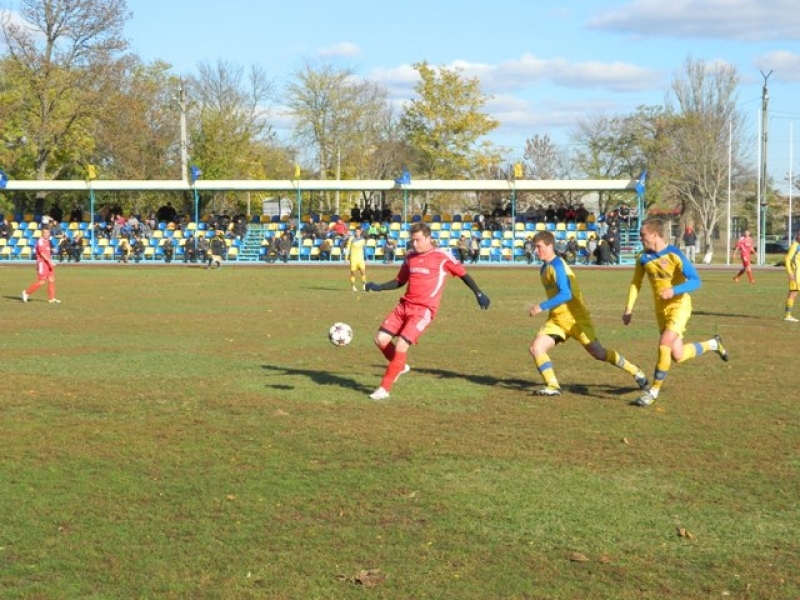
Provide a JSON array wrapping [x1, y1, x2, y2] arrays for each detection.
[[190, 165, 202, 185], [394, 168, 411, 186], [635, 169, 647, 196], [0, 169, 7, 189]]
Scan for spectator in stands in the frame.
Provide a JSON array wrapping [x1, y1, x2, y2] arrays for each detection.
[[183, 234, 197, 263], [49, 201, 64, 224], [383, 237, 396, 264], [69, 204, 83, 223], [367, 221, 381, 239], [545, 204, 557, 223], [455, 234, 469, 263], [469, 235, 481, 263], [565, 236, 579, 265], [318, 238, 333, 261], [197, 235, 209, 264], [524, 235, 536, 264], [57, 234, 71, 262], [597, 235, 617, 265], [132, 235, 145, 263], [350, 204, 361, 223], [361, 205, 374, 223], [118, 237, 132, 264], [575, 203, 589, 223], [262, 235, 278, 263], [0, 217, 11, 240], [277, 232, 292, 263], [301, 217, 317, 241], [584, 234, 598, 265], [162, 237, 174, 263], [71, 231, 85, 262], [555, 236, 568, 259]]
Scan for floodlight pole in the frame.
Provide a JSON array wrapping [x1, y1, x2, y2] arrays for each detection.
[[758, 70, 772, 264]]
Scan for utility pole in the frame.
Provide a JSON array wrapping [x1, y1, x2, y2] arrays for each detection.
[[179, 79, 188, 183], [759, 70, 772, 263]]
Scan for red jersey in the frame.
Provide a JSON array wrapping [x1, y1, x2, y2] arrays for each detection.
[[734, 235, 755, 259], [35, 236, 53, 263], [396, 248, 466, 314]]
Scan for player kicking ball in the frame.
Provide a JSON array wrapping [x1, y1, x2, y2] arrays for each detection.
[[528, 231, 649, 396], [364, 222, 490, 400]]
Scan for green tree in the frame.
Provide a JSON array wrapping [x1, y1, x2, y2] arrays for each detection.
[[0, 0, 131, 183], [401, 61, 501, 181]]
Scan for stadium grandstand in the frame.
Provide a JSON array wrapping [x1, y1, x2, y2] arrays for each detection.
[[0, 177, 644, 265]]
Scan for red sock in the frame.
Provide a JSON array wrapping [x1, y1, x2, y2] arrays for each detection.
[[380, 350, 407, 391], [380, 341, 396, 361], [25, 281, 43, 295], [47, 280, 56, 300]]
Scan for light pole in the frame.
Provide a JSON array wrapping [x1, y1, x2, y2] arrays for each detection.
[[758, 70, 772, 264], [178, 79, 188, 183]]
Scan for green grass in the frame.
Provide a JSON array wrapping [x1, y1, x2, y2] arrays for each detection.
[[1, 262, 798, 599]]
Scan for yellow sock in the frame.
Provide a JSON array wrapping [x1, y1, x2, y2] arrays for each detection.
[[650, 345, 672, 395], [605, 348, 639, 376], [534, 353, 559, 388], [786, 297, 795, 317]]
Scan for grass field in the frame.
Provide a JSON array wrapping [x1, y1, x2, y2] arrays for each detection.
[[1, 261, 798, 599]]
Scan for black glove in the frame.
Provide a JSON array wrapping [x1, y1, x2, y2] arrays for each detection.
[[475, 291, 490, 310], [365, 282, 382, 292]]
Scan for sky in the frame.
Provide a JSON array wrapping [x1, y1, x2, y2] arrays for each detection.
[[10, 0, 800, 187]]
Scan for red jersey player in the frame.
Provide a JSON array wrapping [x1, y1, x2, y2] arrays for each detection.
[[22, 226, 61, 304], [732, 229, 757, 283], [364, 222, 490, 400]]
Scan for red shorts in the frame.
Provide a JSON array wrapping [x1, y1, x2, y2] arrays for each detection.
[[36, 261, 54, 280], [380, 302, 434, 345], [740, 256, 751, 268]]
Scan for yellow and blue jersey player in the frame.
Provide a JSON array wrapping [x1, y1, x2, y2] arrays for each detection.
[[623, 217, 728, 407], [528, 230, 649, 397]]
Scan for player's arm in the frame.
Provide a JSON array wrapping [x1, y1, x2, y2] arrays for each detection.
[[459, 273, 490, 309], [622, 260, 645, 324], [538, 261, 572, 312], [786, 243, 798, 279], [671, 251, 701, 296], [365, 279, 401, 292]]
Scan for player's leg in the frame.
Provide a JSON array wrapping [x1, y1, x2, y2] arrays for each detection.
[[46, 274, 58, 302], [583, 340, 649, 390], [349, 267, 357, 291], [784, 289, 798, 321], [745, 260, 755, 283], [359, 266, 366, 290], [529, 333, 561, 395]]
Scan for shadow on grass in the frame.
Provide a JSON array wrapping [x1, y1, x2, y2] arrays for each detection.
[[694, 309, 760, 319], [261, 364, 373, 393], [261, 364, 641, 400]]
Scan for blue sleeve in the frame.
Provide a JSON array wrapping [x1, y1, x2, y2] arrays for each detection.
[[540, 259, 573, 310], [670, 246, 701, 295]]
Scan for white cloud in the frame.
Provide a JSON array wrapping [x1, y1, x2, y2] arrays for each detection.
[[316, 42, 361, 59], [755, 51, 800, 82], [588, 0, 800, 41]]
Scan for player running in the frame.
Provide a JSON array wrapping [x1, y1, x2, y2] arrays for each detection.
[[22, 226, 61, 304], [732, 229, 757, 283], [345, 226, 367, 291], [528, 231, 649, 396], [783, 231, 800, 322], [623, 218, 728, 407], [364, 222, 490, 400]]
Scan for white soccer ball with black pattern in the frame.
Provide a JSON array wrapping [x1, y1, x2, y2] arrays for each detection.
[[328, 322, 354, 346]]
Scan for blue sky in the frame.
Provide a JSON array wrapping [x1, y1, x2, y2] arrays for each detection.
[[14, 1, 800, 186]]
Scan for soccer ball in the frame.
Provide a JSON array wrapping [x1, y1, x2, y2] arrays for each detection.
[[328, 322, 354, 347]]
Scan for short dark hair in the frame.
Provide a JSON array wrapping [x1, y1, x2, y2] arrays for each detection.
[[532, 230, 555, 246], [409, 222, 431, 237]]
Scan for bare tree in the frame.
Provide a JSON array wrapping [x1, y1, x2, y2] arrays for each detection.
[[661, 57, 746, 259]]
